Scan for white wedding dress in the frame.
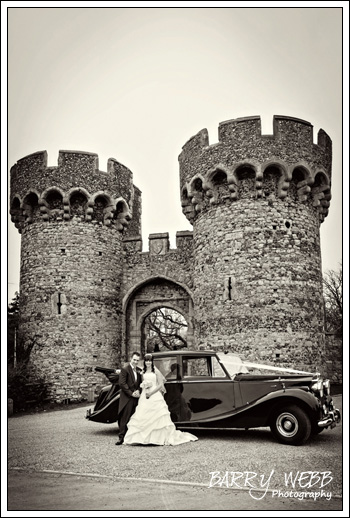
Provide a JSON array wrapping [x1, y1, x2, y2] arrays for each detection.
[[124, 371, 198, 446]]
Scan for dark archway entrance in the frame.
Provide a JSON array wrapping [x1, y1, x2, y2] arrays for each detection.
[[123, 276, 194, 360]]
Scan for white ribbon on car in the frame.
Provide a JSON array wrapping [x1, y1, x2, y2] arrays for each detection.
[[230, 361, 316, 376]]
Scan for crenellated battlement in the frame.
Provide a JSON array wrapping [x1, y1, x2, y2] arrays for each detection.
[[123, 231, 193, 255], [11, 150, 134, 196], [180, 115, 332, 157], [179, 115, 332, 224], [10, 150, 139, 233]]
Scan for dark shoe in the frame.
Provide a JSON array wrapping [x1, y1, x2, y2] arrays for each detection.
[[115, 439, 124, 445]]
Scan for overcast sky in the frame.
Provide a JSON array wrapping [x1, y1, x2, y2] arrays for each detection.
[[5, 5, 345, 303]]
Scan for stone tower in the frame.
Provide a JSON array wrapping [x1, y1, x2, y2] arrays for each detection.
[[179, 115, 332, 368], [10, 150, 141, 399]]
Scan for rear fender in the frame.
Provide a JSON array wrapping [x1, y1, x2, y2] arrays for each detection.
[[87, 393, 120, 424], [94, 384, 113, 412]]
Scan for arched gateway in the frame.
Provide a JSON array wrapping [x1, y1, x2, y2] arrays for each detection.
[[123, 276, 194, 359]]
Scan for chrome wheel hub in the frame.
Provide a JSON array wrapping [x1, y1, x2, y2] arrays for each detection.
[[276, 412, 299, 437]]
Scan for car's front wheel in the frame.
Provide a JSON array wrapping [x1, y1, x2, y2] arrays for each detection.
[[270, 405, 311, 445]]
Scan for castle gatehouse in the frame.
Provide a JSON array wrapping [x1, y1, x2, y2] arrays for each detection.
[[10, 115, 334, 401]]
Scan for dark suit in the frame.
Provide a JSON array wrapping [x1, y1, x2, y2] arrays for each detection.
[[118, 364, 142, 441]]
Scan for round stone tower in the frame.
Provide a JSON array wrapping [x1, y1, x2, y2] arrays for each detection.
[[10, 150, 140, 401], [179, 115, 332, 371]]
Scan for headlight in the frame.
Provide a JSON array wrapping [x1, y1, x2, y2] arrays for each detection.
[[311, 379, 324, 397], [323, 379, 331, 395]]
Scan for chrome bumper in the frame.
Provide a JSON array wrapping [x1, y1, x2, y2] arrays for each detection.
[[318, 409, 341, 428]]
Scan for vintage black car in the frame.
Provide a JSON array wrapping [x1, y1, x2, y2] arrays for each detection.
[[86, 350, 340, 445]]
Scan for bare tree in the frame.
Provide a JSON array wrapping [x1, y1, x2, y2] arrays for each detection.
[[7, 298, 49, 409], [323, 264, 342, 335], [15, 334, 43, 365], [145, 308, 188, 351]]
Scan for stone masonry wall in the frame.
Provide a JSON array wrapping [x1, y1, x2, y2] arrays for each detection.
[[123, 232, 194, 296], [192, 196, 325, 371], [19, 221, 123, 401], [324, 334, 343, 384]]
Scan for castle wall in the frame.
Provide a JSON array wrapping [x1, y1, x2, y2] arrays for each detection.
[[124, 186, 142, 236], [324, 333, 343, 384], [123, 232, 194, 295]]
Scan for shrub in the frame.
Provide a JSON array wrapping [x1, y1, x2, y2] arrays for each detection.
[[7, 362, 51, 412]]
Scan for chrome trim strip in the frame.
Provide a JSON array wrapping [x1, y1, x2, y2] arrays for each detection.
[[180, 379, 232, 383]]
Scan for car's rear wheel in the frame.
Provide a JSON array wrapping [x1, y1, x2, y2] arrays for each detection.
[[270, 405, 311, 445]]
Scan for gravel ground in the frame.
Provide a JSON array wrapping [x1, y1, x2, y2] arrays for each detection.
[[8, 395, 343, 497]]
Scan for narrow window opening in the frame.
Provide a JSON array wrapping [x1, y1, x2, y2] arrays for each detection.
[[228, 277, 232, 300], [57, 293, 63, 315], [224, 277, 232, 300], [98, 251, 102, 256]]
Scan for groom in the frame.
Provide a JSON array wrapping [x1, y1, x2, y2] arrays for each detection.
[[116, 351, 142, 445]]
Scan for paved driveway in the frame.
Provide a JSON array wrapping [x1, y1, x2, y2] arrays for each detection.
[[7, 470, 343, 511], [7, 396, 343, 511]]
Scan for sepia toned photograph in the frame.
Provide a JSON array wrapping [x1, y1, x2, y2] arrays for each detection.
[[4, 2, 346, 515]]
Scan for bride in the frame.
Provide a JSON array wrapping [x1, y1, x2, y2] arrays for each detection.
[[124, 353, 198, 446]]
